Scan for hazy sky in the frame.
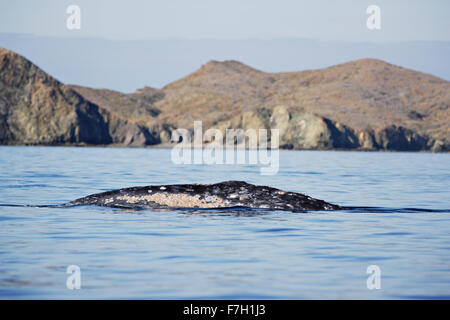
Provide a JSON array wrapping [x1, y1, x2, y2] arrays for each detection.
[[1, 0, 449, 41], [1, 1, 449, 92]]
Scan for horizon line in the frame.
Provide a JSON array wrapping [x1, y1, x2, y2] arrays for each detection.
[[2, 32, 450, 44]]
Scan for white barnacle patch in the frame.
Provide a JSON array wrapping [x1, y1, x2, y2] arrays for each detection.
[[276, 191, 285, 195], [160, 186, 167, 190], [116, 193, 224, 208], [148, 190, 152, 193], [259, 204, 270, 209], [104, 198, 114, 204], [228, 194, 238, 199], [204, 196, 217, 203]]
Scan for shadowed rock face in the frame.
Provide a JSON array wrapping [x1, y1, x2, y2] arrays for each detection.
[[68, 181, 340, 212], [0, 48, 112, 145], [0, 48, 168, 146]]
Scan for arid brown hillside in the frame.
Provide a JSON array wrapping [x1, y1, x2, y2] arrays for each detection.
[[153, 59, 449, 151], [1, 47, 449, 151]]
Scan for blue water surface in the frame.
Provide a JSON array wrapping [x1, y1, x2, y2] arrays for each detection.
[[0, 146, 449, 299]]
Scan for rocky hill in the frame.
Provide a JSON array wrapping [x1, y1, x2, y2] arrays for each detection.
[[1, 47, 449, 151], [0, 48, 168, 146], [152, 59, 449, 151], [0, 48, 111, 145]]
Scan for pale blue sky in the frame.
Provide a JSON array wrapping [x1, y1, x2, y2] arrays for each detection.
[[0, 0, 449, 41], [1, 1, 449, 92]]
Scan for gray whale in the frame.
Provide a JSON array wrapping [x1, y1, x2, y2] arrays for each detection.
[[67, 181, 340, 212]]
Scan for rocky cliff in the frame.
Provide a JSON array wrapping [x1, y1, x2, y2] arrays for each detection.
[[0, 48, 111, 145], [1, 48, 449, 151], [0, 48, 165, 146]]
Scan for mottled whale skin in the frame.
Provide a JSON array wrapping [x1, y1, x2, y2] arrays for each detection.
[[68, 181, 340, 212]]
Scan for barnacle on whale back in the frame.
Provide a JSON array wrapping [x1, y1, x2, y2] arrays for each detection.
[[67, 181, 340, 212]]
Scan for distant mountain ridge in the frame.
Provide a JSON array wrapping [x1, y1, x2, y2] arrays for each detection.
[[1, 47, 449, 151], [2, 34, 449, 92]]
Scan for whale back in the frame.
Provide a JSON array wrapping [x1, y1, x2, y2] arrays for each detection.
[[68, 180, 340, 212]]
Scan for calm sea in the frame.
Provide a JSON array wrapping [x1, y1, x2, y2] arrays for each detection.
[[0, 146, 449, 299]]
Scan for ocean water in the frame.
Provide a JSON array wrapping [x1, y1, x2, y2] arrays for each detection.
[[0, 146, 449, 299]]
